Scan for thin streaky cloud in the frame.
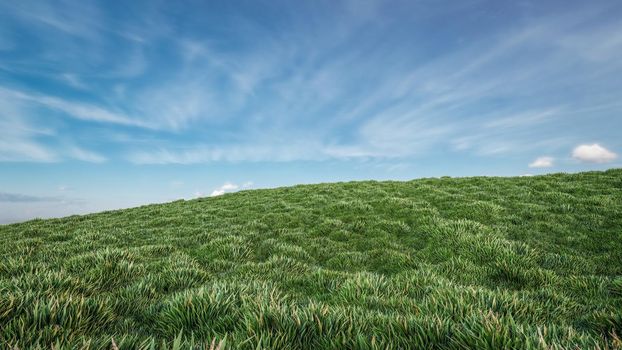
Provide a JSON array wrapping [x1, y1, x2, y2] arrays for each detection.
[[68, 146, 107, 163], [0, 192, 62, 203], [0, 87, 148, 128]]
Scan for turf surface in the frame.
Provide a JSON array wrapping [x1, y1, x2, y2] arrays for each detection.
[[1, 169, 622, 349]]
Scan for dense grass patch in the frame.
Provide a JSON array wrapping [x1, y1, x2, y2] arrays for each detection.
[[1, 169, 621, 349]]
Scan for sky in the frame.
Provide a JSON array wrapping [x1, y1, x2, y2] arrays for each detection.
[[1, 0, 621, 224]]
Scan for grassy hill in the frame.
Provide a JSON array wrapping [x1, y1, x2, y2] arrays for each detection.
[[1, 170, 621, 349]]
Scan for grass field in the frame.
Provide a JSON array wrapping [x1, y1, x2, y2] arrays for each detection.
[[1, 169, 621, 349]]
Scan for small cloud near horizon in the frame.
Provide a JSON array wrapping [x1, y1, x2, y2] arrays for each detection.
[[529, 156, 554, 168], [209, 181, 253, 197], [210, 182, 239, 197], [572, 144, 617, 163]]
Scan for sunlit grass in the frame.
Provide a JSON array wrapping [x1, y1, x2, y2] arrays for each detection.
[[1, 169, 621, 349]]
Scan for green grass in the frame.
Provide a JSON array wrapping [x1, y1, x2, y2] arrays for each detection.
[[1, 169, 622, 349]]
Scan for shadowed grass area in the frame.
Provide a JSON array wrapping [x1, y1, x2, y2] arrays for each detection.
[[1, 169, 621, 349]]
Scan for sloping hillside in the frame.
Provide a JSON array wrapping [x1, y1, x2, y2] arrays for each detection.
[[1, 170, 621, 349]]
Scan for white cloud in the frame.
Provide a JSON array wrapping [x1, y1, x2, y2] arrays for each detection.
[[572, 144, 617, 163], [210, 182, 240, 197], [529, 156, 554, 168], [209, 189, 225, 197]]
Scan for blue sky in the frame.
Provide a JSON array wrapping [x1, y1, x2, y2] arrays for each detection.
[[1, 0, 621, 223]]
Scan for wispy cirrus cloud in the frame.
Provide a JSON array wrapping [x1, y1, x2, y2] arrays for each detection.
[[1, 88, 110, 163], [0, 87, 147, 128], [0, 139, 57, 163], [0, 93, 58, 162], [1, 0, 621, 167], [127, 141, 327, 165], [121, 4, 622, 164], [67, 146, 107, 163]]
